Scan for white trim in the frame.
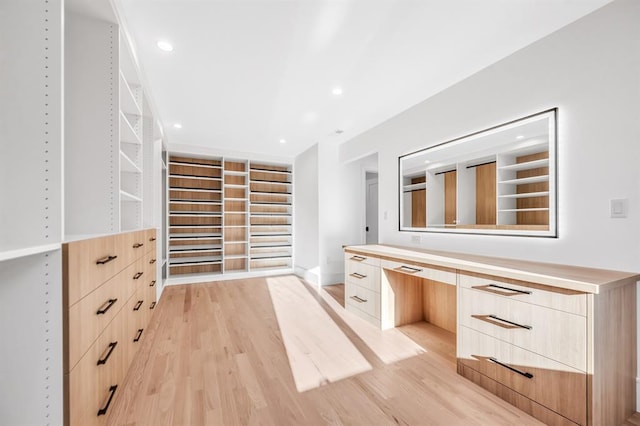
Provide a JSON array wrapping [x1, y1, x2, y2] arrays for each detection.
[[319, 271, 344, 286], [0, 244, 61, 262], [295, 266, 320, 287]]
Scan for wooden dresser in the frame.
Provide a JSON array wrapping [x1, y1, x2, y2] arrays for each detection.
[[344, 244, 638, 426], [63, 229, 157, 426]]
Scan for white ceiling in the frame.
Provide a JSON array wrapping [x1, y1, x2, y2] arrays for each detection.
[[117, 0, 611, 158]]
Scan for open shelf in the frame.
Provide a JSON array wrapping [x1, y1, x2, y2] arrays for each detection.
[[0, 243, 62, 263], [120, 150, 142, 173], [499, 175, 549, 185], [498, 158, 549, 171], [119, 70, 142, 116], [120, 190, 142, 203], [498, 191, 549, 199], [119, 111, 141, 145]]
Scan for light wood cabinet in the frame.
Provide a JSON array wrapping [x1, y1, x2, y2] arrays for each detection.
[[63, 229, 156, 426], [343, 244, 638, 426]]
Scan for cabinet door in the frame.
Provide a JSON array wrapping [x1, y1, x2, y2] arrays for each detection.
[[444, 171, 457, 225]]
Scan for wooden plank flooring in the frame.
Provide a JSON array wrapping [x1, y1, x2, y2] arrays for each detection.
[[107, 275, 546, 425]]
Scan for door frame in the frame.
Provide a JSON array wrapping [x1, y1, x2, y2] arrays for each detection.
[[362, 169, 379, 244]]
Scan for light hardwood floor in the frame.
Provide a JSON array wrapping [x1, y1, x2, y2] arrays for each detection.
[[107, 276, 546, 425]]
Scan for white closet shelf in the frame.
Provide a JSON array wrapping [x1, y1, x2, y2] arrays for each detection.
[[249, 167, 291, 175], [250, 191, 292, 196], [249, 202, 292, 206], [169, 161, 222, 169], [498, 191, 550, 199], [250, 253, 292, 260], [120, 190, 142, 202], [249, 265, 293, 272], [170, 244, 222, 251], [119, 71, 142, 116], [498, 208, 549, 212], [170, 174, 222, 181], [224, 254, 248, 260], [499, 175, 549, 185], [171, 188, 222, 193], [225, 197, 248, 201], [499, 158, 549, 171], [0, 243, 62, 262], [169, 256, 223, 265], [403, 182, 426, 191], [170, 199, 222, 205], [249, 179, 292, 185], [224, 184, 248, 188], [223, 170, 248, 176], [250, 242, 291, 248], [120, 150, 142, 173], [119, 111, 141, 145], [169, 233, 223, 239], [250, 213, 291, 217]]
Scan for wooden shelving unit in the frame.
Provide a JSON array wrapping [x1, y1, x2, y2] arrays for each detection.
[[223, 160, 249, 273]]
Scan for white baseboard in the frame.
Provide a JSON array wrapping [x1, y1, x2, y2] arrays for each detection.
[[164, 268, 294, 287], [294, 266, 320, 287], [319, 272, 344, 286]]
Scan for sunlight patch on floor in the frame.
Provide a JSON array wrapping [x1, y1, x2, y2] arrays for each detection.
[[318, 285, 427, 364], [266, 276, 372, 392]]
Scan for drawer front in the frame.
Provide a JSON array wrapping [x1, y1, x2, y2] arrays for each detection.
[[144, 228, 157, 255], [459, 272, 587, 316], [458, 326, 586, 425], [345, 282, 380, 319], [459, 288, 586, 371], [345, 302, 380, 328], [345, 258, 380, 292], [68, 310, 127, 426], [67, 260, 141, 371], [381, 259, 456, 286], [344, 252, 380, 267], [125, 288, 147, 367]]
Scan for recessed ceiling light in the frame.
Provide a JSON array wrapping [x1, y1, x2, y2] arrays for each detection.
[[332, 87, 343, 96], [424, 160, 431, 164], [157, 40, 174, 52], [335, 129, 344, 134], [516, 135, 524, 140], [173, 123, 182, 129], [279, 139, 286, 144]]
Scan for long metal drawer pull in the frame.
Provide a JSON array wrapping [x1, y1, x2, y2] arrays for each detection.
[[149, 280, 156, 287], [149, 301, 156, 310], [96, 298, 117, 315], [133, 272, 144, 280], [488, 314, 532, 330], [97, 385, 118, 416], [97, 342, 118, 365], [133, 300, 143, 311], [472, 283, 532, 295], [350, 295, 367, 303], [96, 255, 117, 265], [488, 357, 533, 379], [350, 255, 366, 262], [133, 242, 144, 248], [350, 272, 367, 279], [396, 265, 422, 274], [150, 258, 157, 264], [133, 328, 144, 342]]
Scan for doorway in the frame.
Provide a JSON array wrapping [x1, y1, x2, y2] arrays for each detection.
[[365, 172, 378, 244]]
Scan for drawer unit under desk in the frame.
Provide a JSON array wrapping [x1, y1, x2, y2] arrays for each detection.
[[380, 259, 456, 286], [345, 251, 381, 267], [345, 256, 380, 292], [458, 326, 586, 425], [459, 287, 587, 371], [345, 282, 381, 321], [459, 272, 587, 316]]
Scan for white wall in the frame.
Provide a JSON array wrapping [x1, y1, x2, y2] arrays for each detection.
[[339, 0, 640, 407], [294, 144, 320, 284]]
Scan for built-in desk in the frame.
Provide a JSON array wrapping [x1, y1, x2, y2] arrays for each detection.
[[343, 244, 639, 426]]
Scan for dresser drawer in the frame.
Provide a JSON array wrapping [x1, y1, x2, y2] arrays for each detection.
[[459, 272, 587, 316], [144, 228, 157, 255], [124, 287, 148, 367], [68, 311, 127, 426], [346, 259, 380, 292], [381, 259, 456, 286], [345, 282, 380, 319], [459, 287, 586, 371], [345, 252, 380, 267], [67, 259, 141, 371], [458, 326, 586, 425]]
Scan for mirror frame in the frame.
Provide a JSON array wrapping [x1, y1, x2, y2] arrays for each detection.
[[398, 108, 557, 237]]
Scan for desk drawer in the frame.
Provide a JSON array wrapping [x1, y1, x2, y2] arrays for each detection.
[[458, 326, 586, 425], [345, 282, 380, 319], [381, 259, 456, 286], [346, 259, 380, 292], [459, 288, 586, 371], [459, 272, 586, 316], [345, 252, 380, 267]]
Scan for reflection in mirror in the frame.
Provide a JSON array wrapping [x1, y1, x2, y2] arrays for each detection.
[[400, 109, 556, 237]]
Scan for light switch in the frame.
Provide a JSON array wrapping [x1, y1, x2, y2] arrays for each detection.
[[411, 235, 421, 244], [610, 199, 628, 218]]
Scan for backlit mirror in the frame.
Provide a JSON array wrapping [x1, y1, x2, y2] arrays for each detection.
[[399, 109, 557, 237]]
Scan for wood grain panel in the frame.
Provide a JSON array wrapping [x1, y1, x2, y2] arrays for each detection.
[[169, 216, 222, 226], [224, 174, 246, 185], [476, 162, 496, 225], [224, 258, 247, 271], [444, 170, 457, 225], [169, 263, 222, 275], [224, 187, 246, 199], [224, 227, 247, 242], [170, 156, 221, 167], [516, 151, 549, 226], [380, 270, 424, 329], [250, 170, 291, 183], [169, 176, 221, 190], [169, 164, 221, 178], [411, 176, 426, 227], [250, 193, 291, 204], [224, 161, 246, 172], [422, 279, 457, 334], [169, 189, 221, 202], [224, 213, 247, 226]]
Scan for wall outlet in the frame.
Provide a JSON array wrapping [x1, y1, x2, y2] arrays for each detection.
[[611, 198, 628, 218], [411, 235, 421, 244]]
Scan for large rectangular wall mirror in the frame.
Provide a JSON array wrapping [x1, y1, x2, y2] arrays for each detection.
[[399, 109, 557, 237]]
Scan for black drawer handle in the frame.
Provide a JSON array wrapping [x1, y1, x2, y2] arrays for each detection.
[[350, 255, 366, 262], [149, 236, 156, 241], [149, 280, 156, 287], [97, 385, 117, 416], [96, 255, 117, 265], [350, 272, 366, 279], [133, 242, 144, 248], [96, 298, 117, 315], [133, 272, 143, 280], [133, 328, 144, 342], [97, 341, 117, 365], [350, 295, 367, 303], [396, 265, 422, 274], [488, 314, 532, 330], [149, 301, 156, 310], [149, 258, 157, 264], [488, 357, 533, 379], [133, 300, 143, 311], [472, 283, 532, 296]]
